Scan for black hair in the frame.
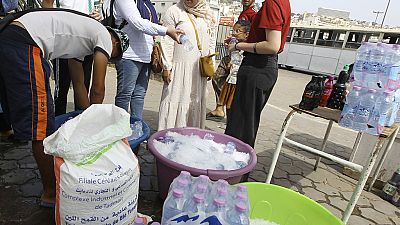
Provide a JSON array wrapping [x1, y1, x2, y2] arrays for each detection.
[[234, 19, 251, 33]]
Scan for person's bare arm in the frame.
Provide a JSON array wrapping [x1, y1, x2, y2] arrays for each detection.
[[90, 51, 108, 104], [228, 29, 281, 55], [68, 59, 90, 109], [41, 0, 54, 8]]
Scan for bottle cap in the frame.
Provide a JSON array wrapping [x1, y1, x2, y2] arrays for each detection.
[[217, 187, 228, 196], [196, 184, 208, 193], [213, 198, 225, 207], [134, 217, 144, 224], [235, 193, 248, 201], [368, 89, 377, 93], [176, 178, 189, 187], [216, 179, 229, 188], [199, 175, 210, 182], [193, 193, 205, 203], [343, 64, 350, 72], [172, 189, 184, 198], [235, 202, 247, 212], [236, 185, 247, 192], [353, 86, 362, 91], [328, 75, 335, 80], [151, 223, 161, 225], [384, 90, 395, 95]]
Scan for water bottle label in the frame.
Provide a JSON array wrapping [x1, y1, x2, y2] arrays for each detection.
[[366, 61, 382, 73], [167, 212, 228, 225], [357, 107, 371, 118]]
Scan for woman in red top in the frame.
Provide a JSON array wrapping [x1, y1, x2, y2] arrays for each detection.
[[225, 0, 291, 148]]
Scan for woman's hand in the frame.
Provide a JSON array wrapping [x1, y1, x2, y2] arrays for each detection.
[[90, 10, 102, 21], [162, 70, 172, 84], [228, 43, 236, 53], [166, 26, 185, 43]]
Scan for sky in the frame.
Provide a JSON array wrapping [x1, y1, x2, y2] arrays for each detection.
[[281, 0, 400, 27]]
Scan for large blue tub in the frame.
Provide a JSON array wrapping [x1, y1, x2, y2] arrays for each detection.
[[54, 110, 150, 153]]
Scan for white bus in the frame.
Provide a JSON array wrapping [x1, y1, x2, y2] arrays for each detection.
[[279, 25, 400, 75]]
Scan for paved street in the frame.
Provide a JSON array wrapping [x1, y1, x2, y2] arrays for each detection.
[[1, 67, 399, 224]]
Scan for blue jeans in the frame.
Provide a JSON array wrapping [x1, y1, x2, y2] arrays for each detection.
[[115, 59, 150, 119]]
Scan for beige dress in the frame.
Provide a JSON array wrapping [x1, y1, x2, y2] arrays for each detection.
[[158, 4, 215, 130]]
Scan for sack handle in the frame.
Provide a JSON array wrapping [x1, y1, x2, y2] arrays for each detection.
[[187, 12, 202, 52]]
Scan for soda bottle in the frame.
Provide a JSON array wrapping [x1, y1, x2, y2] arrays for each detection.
[[327, 70, 349, 110], [179, 34, 194, 51], [161, 189, 186, 223], [299, 76, 324, 110], [382, 166, 400, 201], [227, 202, 250, 225], [230, 37, 242, 65], [339, 86, 362, 128], [353, 89, 376, 131], [319, 75, 335, 107]]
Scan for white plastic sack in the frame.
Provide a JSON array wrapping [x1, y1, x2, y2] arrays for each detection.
[[44, 104, 139, 225]]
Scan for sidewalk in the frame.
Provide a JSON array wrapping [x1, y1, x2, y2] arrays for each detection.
[[1, 67, 399, 224]]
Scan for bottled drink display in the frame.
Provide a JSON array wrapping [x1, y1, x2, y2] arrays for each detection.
[[161, 172, 250, 225], [230, 37, 242, 65], [319, 76, 334, 107], [299, 75, 325, 110], [339, 42, 400, 135], [179, 34, 194, 51]]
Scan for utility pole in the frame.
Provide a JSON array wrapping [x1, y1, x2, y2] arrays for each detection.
[[381, 0, 391, 28], [373, 11, 384, 25]]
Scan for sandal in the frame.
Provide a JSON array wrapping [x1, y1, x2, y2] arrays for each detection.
[[206, 112, 225, 122]]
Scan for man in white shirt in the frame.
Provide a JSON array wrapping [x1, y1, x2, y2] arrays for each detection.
[[42, 0, 103, 116], [0, 9, 129, 207]]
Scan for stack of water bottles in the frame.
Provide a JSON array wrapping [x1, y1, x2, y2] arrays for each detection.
[[339, 42, 400, 135], [162, 171, 250, 225]]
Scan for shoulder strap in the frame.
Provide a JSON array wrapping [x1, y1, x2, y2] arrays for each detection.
[[187, 12, 201, 51]]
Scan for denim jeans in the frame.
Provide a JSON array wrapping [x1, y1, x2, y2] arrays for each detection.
[[115, 58, 150, 119]]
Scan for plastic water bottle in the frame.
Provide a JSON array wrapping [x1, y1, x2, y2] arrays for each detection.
[[385, 45, 400, 90], [179, 35, 194, 51], [235, 185, 248, 195], [183, 193, 207, 214], [192, 175, 211, 194], [206, 198, 228, 221], [364, 43, 384, 88], [227, 202, 250, 225], [379, 44, 394, 88], [339, 86, 362, 128], [170, 171, 192, 192], [162, 189, 186, 222], [128, 121, 143, 140], [353, 89, 377, 131], [377, 90, 395, 133], [353, 42, 371, 86], [134, 218, 145, 225], [224, 142, 236, 154], [230, 37, 242, 65]]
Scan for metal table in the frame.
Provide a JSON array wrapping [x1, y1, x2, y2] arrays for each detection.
[[266, 104, 400, 224]]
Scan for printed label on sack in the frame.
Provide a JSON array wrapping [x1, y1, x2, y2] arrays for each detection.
[[58, 141, 139, 225], [166, 212, 228, 225]]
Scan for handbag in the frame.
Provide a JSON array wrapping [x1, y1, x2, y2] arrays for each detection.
[[187, 13, 217, 79], [151, 42, 164, 73]]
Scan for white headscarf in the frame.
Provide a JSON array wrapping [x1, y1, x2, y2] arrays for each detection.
[[181, 0, 216, 28]]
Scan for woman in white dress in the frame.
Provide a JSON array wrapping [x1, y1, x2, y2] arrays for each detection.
[[158, 0, 216, 130]]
